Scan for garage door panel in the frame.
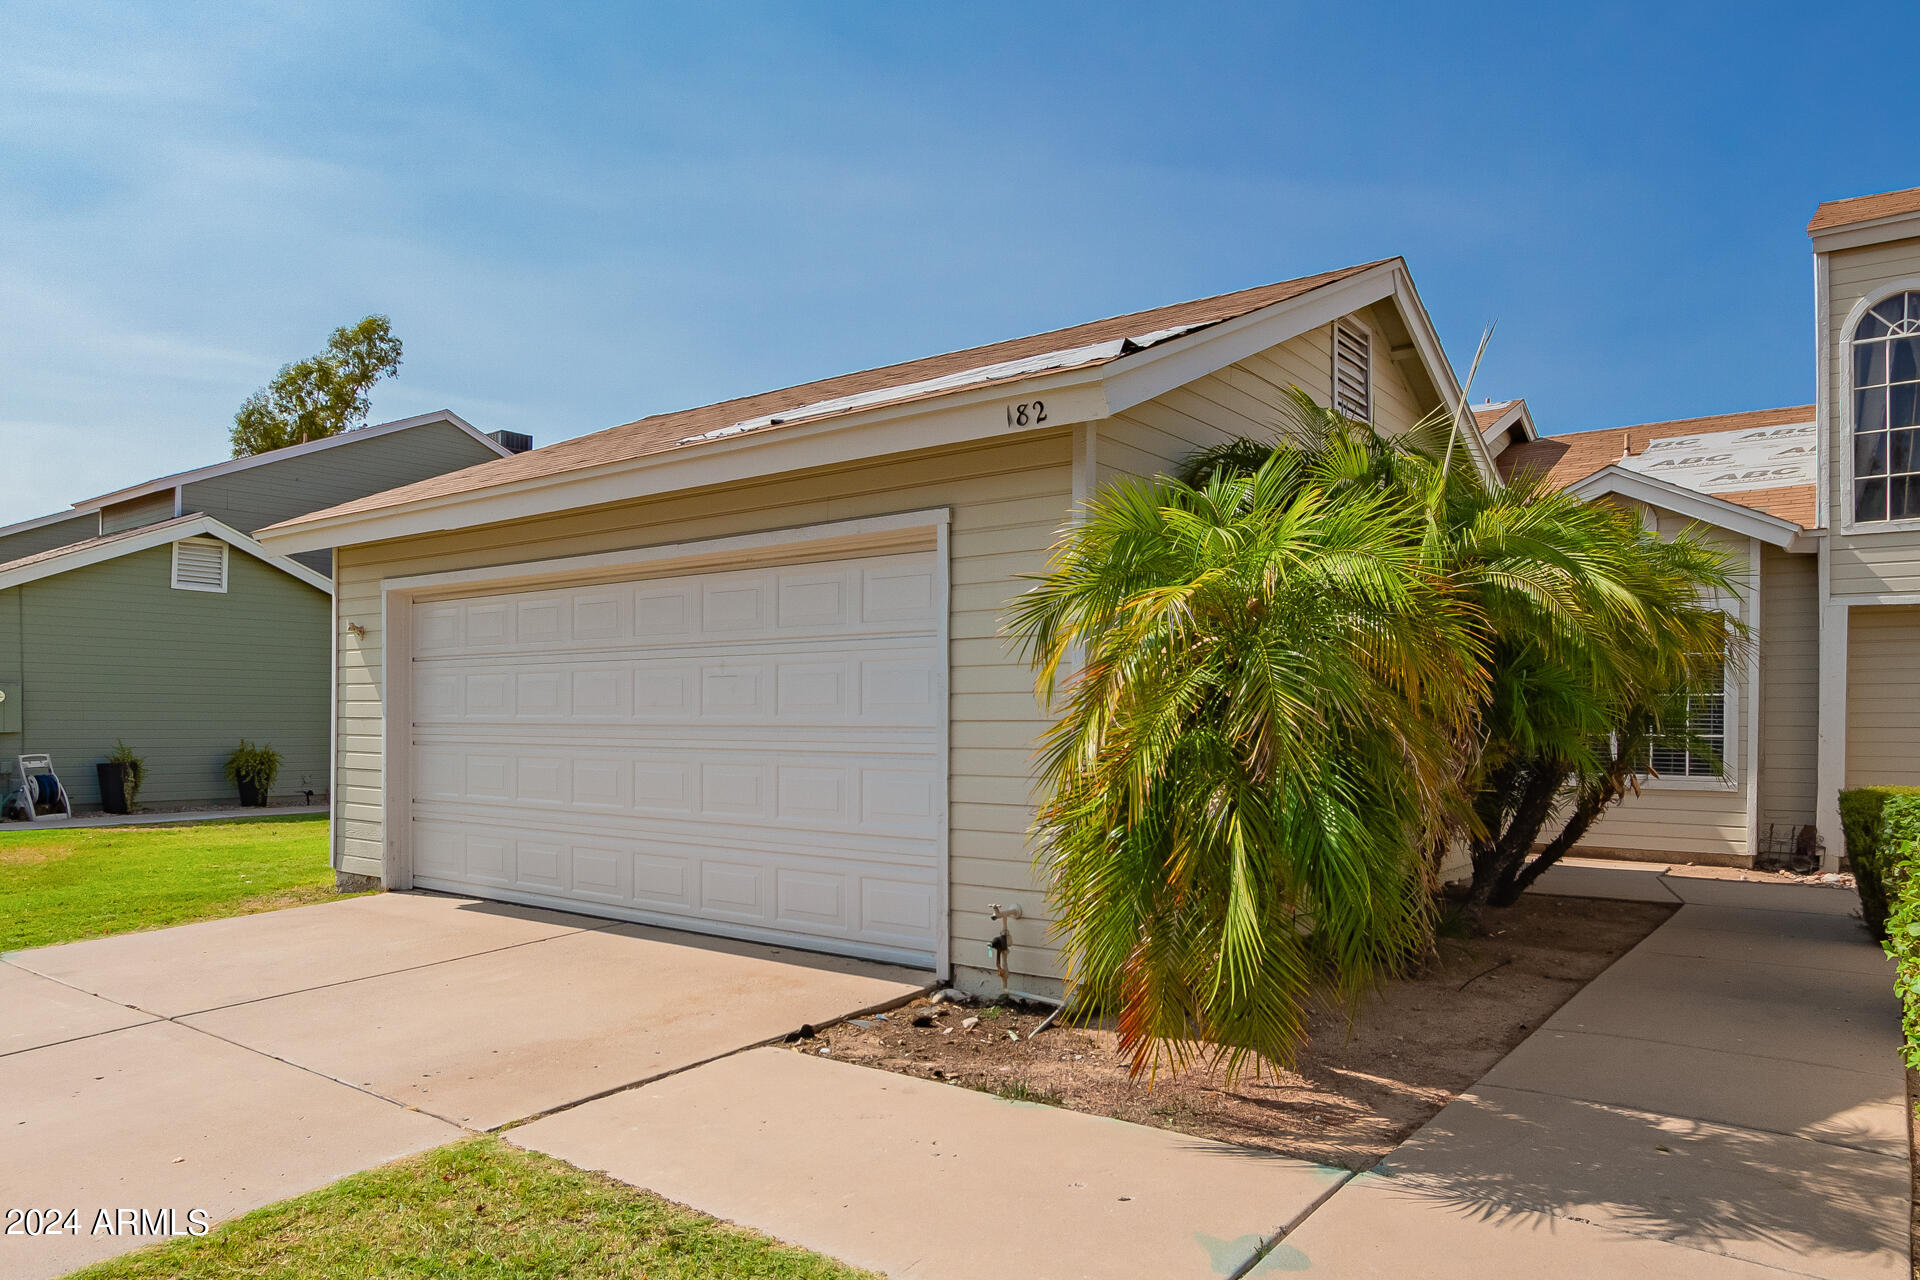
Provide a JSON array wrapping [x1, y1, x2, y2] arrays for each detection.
[[411, 798, 939, 868], [411, 553, 935, 660], [407, 548, 942, 964], [414, 746, 940, 842], [412, 818, 938, 953], [415, 648, 939, 731]]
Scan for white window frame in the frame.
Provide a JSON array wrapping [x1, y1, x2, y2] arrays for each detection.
[[1840, 277, 1920, 535], [1636, 594, 1740, 792], [1331, 316, 1373, 423], [170, 537, 229, 593]]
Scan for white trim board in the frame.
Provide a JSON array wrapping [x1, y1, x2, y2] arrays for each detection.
[[1831, 275, 1920, 537], [1810, 210, 1920, 255], [1567, 466, 1816, 551], [378, 508, 952, 598], [372, 507, 954, 980], [0, 513, 332, 594], [1475, 399, 1537, 445], [259, 260, 1496, 556]]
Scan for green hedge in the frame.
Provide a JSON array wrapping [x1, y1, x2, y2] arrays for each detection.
[[1874, 794, 1920, 1071], [1838, 786, 1920, 941]]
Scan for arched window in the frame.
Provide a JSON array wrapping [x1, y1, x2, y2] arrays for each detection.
[[1853, 290, 1920, 522]]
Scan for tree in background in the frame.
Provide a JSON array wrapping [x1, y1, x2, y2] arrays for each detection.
[[1008, 391, 1739, 1076], [230, 315, 403, 457]]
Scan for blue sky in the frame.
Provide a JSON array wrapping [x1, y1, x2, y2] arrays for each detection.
[[3, 1, 1913, 522]]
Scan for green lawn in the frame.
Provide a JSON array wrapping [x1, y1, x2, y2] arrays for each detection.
[[0, 814, 338, 951], [65, 1138, 874, 1280]]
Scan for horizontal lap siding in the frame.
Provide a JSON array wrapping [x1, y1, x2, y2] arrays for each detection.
[[1831, 535, 1920, 596], [1758, 548, 1818, 835], [1846, 604, 1920, 787], [97, 491, 176, 535], [1826, 239, 1920, 592], [1579, 787, 1748, 859], [1572, 507, 1756, 859], [0, 547, 329, 806], [333, 432, 1073, 983], [1095, 307, 1431, 491], [0, 513, 99, 565]]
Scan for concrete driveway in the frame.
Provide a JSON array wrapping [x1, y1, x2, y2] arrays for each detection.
[[0, 892, 923, 1279]]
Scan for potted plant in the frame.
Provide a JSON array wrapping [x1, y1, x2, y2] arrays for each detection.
[[96, 740, 144, 815], [224, 740, 282, 807]]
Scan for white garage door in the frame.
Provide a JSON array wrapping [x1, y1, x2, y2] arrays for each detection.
[[405, 549, 944, 966]]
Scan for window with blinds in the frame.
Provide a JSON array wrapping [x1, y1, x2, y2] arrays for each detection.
[[1332, 319, 1371, 422], [1649, 655, 1727, 779], [171, 537, 228, 593]]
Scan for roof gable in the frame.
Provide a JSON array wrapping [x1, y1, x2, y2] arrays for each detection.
[[0, 514, 331, 594]]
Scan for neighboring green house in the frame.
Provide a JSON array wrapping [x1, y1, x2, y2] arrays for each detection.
[[0, 411, 525, 811]]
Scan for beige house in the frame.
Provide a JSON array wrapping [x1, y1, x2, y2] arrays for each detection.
[[257, 258, 1496, 993], [1496, 184, 1920, 869]]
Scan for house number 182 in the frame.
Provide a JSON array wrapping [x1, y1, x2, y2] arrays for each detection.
[[1005, 400, 1048, 428]]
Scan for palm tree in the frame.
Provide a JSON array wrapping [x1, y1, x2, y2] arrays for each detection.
[[1007, 406, 1482, 1079], [1456, 486, 1741, 908], [1008, 390, 1739, 1076]]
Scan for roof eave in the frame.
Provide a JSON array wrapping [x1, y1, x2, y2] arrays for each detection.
[[74, 410, 510, 512], [1566, 465, 1813, 551], [0, 514, 333, 593], [256, 365, 1118, 555], [1809, 208, 1920, 253], [258, 259, 1496, 555]]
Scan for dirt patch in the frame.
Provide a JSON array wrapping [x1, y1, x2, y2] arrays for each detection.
[[799, 892, 1674, 1170]]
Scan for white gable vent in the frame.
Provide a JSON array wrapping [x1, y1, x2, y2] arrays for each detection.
[[171, 537, 228, 593], [1332, 319, 1372, 422]]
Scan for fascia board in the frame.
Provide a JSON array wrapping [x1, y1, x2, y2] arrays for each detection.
[[257, 373, 1112, 555], [1568, 466, 1807, 550], [1810, 212, 1920, 254], [1098, 265, 1399, 414], [0, 515, 333, 593], [1388, 263, 1499, 485]]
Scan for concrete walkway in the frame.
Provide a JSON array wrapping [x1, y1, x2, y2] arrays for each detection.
[[1268, 863, 1908, 1277], [0, 803, 327, 831], [511, 863, 1909, 1279], [0, 892, 922, 1279]]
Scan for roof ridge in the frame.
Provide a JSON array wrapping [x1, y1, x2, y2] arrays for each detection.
[[1542, 403, 1815, 442]]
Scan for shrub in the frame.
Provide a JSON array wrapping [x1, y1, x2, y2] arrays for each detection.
[[1877, 795, 1920, 1071], [107, 739, 145, 808], [223, 740, 283, 799], [1839, 786, 1920, 941]]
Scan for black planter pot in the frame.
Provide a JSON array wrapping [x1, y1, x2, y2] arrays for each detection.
[[97, 762, 133, 815], [237, 779, 269, 807]]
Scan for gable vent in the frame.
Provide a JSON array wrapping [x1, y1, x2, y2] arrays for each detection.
[[1332, 319, 1372, 422], [171, 537, 228, 593]]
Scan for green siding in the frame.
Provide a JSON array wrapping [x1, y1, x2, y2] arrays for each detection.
[[183, 421, 503, 547], [0, 513, 100, 565], [0, 545, 328, 809], [99, 491, 178, 534]]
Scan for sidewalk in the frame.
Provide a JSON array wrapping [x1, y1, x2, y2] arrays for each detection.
[[0, 803, 326, 831], [1268, 862, 1909, 1277], [510, 860, 1907, 1278]]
